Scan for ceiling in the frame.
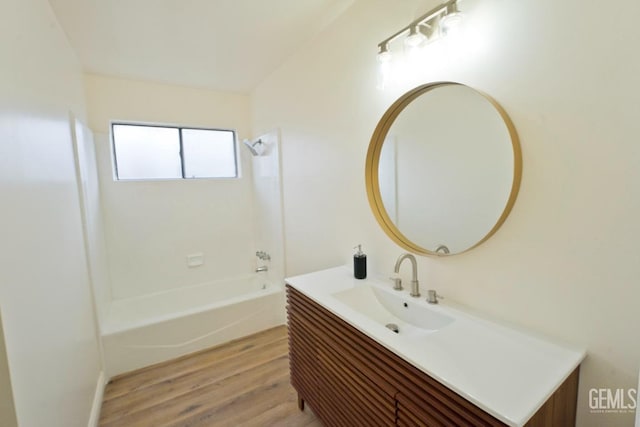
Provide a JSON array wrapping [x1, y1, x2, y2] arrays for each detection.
[[48, 0, 355, 93]]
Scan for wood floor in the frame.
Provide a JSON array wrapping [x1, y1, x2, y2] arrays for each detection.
[[99, 326, 322, 427]]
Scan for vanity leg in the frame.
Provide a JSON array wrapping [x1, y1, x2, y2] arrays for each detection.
[[297, 394, 305, 411]]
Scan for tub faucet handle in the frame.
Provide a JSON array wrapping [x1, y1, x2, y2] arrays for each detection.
[[256, 251, 271, 261]]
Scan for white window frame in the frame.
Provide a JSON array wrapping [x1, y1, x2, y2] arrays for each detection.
[[110, 121, 239, 181]]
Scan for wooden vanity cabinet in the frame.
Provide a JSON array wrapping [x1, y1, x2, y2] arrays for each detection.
[[286, 285, 579, 427], [288, 286, 397, 426]]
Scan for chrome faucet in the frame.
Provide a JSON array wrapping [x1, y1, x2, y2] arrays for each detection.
[[393, 253, 420, 297]]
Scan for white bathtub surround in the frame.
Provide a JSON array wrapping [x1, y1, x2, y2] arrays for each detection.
[[251, 130, 287, 290], [71, 119, 113, 361], [85, 75, 254, 301], [286, 266, 586, 427], [102, 275, 284, 377]]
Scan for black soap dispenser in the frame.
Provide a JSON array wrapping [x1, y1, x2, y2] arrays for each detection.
[[353, 244, 367, 279]]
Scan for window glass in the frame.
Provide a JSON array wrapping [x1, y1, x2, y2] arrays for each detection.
[[182, 129, 236, 178], [113, 125, 181, 180]]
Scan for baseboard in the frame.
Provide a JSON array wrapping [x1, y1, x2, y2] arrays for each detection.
[[88, 371, 106, 427]]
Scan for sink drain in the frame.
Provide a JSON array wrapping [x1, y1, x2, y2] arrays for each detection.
[[385, 323, 399, 333]]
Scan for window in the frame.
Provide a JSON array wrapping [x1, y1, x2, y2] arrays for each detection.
[[111, 123, 238, 180]]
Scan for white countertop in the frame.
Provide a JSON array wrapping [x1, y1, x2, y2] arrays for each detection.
[[285, 266, 586, 427]]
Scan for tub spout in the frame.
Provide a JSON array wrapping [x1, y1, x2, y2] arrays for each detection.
[[256, 266, 268, 273]]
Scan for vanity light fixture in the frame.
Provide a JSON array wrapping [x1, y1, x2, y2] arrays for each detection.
[[376, 0, 462, 62]]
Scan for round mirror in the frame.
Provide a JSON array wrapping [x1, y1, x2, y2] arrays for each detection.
[[366, 82, 522, 256]]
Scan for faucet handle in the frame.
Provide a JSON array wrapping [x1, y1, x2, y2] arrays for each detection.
[[389, 276, 403, 291], [255, 250, 271, 261], [426, 290, 443, 304]]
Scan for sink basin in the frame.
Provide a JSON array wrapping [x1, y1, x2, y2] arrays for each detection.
[[332, 284, 454, 336]]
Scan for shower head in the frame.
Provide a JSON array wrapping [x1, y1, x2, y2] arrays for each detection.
[[243, 138, 264, 156]]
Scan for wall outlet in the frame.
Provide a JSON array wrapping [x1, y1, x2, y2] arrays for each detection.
[[187, 253, 204, 268]]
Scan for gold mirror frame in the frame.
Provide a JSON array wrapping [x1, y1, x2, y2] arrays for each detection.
[[365, 82, 522, 256]]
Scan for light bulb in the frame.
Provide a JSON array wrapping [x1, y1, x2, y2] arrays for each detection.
[[377, 51, 391, 63], [376, 61, 390, 90], [440, 4, 463, 37], [405, 26, 426, 48], [377, 44, 392, 63], [376, 46, 391, 90]]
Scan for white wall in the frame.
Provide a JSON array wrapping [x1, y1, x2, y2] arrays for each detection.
[[85, 75, 255, 299], [251, 0, 640, 425], [0, 0, 103, 425]]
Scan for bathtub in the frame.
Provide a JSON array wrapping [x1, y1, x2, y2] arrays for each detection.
[[101, 275, 285, 378]]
